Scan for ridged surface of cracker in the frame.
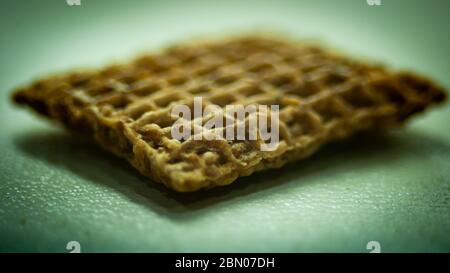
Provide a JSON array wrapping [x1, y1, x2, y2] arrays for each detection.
[[13, 37, 447, 192]]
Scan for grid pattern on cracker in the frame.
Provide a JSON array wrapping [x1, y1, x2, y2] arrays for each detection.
[[13, 37, 447, 192]]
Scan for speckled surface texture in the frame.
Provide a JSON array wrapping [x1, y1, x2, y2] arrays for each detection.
[[1, 0, 449, 252]]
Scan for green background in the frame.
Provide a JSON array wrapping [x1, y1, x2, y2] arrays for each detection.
[[0, 0, 449, 252]]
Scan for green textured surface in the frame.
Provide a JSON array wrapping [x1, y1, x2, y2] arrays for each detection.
[[0, 0, 449, 252]]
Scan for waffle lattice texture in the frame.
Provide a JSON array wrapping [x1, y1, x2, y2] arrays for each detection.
[[13, 36, 447, 192]]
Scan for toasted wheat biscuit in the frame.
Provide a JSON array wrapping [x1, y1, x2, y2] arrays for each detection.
[[13, 36, 447, 192]]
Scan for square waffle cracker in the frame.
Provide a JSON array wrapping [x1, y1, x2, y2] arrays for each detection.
[[13, 36, 447, 192]]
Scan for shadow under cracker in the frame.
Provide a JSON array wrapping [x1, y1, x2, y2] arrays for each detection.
[[12, 127, 450, 220]]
